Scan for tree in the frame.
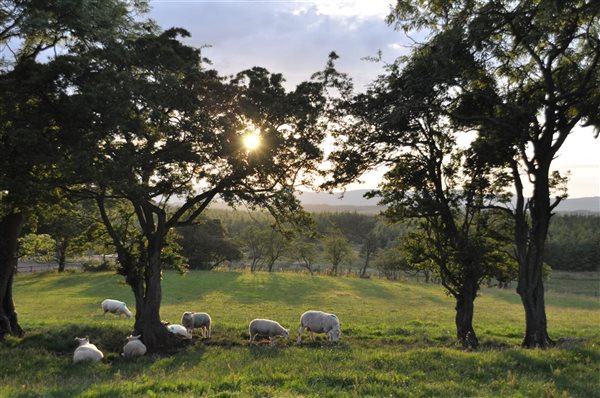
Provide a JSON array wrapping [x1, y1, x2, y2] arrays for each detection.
[[177, 220, 242, 270], [58, 32, 333, 351], [387, 0, 600, 347], [18, 234, 55, 263], [291, 235, 320, 275], [0, 0, 144, 339], [371, 244, 408, 280], [239, 225, 267, 272], [323, 227, 356, 276], [28, 200, 100, 272], [326, 30, 516, 348]]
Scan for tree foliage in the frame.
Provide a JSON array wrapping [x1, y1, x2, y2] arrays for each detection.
[[386, 0, 600, 348]]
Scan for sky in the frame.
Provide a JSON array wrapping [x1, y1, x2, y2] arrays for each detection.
[[148, 0, 600, 198]]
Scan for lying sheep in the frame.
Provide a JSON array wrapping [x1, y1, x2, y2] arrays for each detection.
[[297, 310, 341, 343], [165, 323, 192, 339], [121, 335, 146, 358], [248, 319, 289, 346], [181, 312, 212, 339], [73, 337, 104, 363], [101, 299, 132, 319]]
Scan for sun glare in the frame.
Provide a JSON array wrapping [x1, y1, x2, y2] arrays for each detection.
[[242, 130, 261, 151]]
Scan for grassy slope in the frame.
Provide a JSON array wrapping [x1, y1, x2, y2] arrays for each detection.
[[1, 271, 599, 397]]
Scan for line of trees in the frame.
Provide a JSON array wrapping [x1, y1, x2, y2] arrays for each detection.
[[19, 206, 598, 275]]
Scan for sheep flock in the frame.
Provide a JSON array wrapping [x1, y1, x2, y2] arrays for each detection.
[[71, 300, 342, 363]]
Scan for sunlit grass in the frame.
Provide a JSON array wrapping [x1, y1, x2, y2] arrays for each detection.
[[2, 270, 599, 397]]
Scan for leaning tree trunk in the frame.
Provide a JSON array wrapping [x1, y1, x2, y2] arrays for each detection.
[[0, 212, 25, 339], [455, 283, 479, 350]]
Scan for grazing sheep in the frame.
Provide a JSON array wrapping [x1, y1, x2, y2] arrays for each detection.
[[248, 319, 289, 346], [166, 323, 192, 339], [297, 310, 341, 343], [101, 299, 132, 319], [73, 337, 104, 363], [121, 335, 147, 358], [181, 312, 212, 339]]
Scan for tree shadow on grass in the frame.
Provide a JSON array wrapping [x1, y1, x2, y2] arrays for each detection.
[[344, 278, 396, 300]]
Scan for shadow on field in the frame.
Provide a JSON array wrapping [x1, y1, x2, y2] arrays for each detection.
[[19, 324, 130, 355], [344, 278, 395, 300]]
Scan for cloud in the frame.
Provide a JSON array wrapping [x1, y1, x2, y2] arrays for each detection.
[[148, 0, 407, 90]]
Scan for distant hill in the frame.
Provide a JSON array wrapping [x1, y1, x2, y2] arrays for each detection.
[[295, 190, 600, 213]]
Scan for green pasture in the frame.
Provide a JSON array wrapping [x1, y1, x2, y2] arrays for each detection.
[[1, 270, 599, 397]]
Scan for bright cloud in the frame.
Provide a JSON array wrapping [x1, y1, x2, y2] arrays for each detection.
[[291, 0, 392, 18]]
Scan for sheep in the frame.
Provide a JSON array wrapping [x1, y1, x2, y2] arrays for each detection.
[[181, 312, 212, 339], [73, 337, 104, 363], [297, 310, 341, 343], [101, 299, 132, 319], [121, 335, 147, 358], [248, 319, 289, 346], [165, 323, 192, 339]]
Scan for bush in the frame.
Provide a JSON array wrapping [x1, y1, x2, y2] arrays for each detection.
[[81, 259, 117, 272]]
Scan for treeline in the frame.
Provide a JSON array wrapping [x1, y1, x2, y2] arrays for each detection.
[[544, 214, 600, 271], [20, 206, 599, 274]]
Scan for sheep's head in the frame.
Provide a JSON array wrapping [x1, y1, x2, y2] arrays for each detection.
[[181, 312, 193, 325], [282, 329, 289, 340], [74, 336, 89, 345], [329, 328, 341, 342]]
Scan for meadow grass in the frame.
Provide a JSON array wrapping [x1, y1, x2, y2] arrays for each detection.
[[1, 270, 599, 397]]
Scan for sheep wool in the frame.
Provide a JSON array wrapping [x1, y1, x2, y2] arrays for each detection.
[[73, 337, 104, 364], [101, 299, 133, 319], [181, 312, 212, 338], [122, 335, 147, 357], [248, 319, 289, 345], [297, 310, 341, 343], [167, 324, 192, 339]]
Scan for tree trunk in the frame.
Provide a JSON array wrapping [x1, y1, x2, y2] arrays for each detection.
[[131, 240, 183, 352], [455, 287, 479, 350], [360, 250, 371, 278], [0, 212, 25, 339], [515, 165, 554, 348], [57, 238, 68, 273]]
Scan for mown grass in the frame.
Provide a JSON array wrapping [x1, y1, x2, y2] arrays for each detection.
[[2, 270, 599, 397]]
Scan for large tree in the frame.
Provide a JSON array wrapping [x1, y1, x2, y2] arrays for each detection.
[[387, 0, 600, 347], [0, 0, 143, 338], [59, 31, 332, 351]]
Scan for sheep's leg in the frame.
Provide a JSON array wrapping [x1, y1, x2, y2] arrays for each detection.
[[269, 336, 275, 346], [297, 326, 304, 343], [207, 326, 211, 339], [249, 333, 255, 344], [309, 331, 315, 341]]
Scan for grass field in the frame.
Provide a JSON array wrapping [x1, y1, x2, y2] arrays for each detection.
[[1, 270, 599, 397]]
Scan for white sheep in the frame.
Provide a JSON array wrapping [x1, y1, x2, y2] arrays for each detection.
[[121, 335, 147, 357], [297, 310, 341, 343], [73, 337, 104, 363], [181, 312, 212, 339], [248, 319, 289, 346], [166, 323, 192, 339], [101, 299, 132, 319]]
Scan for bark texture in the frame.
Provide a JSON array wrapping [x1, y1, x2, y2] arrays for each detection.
[[0, 212, 25, 339]]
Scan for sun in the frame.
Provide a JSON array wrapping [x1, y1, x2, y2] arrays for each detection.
[[242, 130, 261, 151]]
